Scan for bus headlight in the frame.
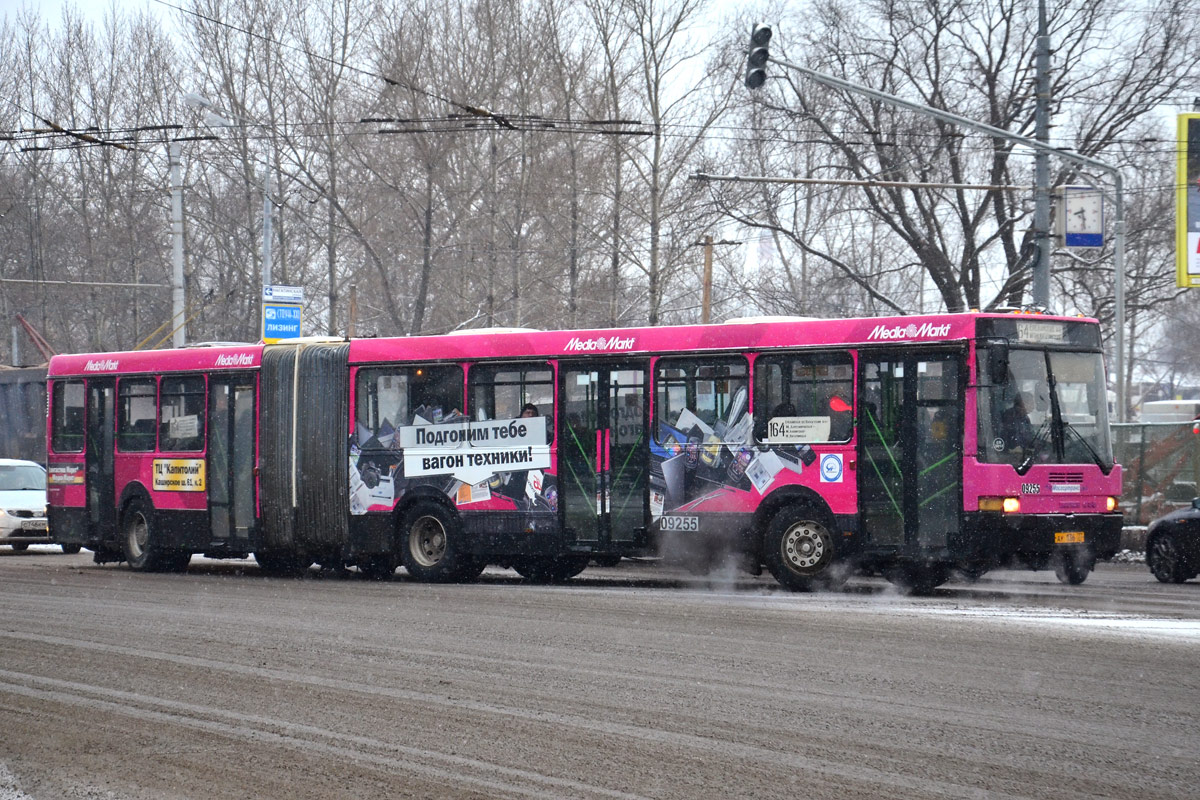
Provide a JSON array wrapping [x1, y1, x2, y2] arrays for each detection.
[[1106, 496, 1118, 512], [979, 497, 1020, 513]]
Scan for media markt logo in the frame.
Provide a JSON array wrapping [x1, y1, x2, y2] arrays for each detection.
[[867, 321, 953, 341], [83, 359, 119, 372], [564, 335, 636, 353], [214, 353, 254, 367]]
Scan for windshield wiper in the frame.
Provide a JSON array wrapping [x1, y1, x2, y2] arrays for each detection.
[[1018, 417, 1053, 473], [1061, 421, 1109, 471]]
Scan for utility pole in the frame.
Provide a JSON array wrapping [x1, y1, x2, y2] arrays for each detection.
[[262, 168, 273, 287], [701, 235, 713, 323], [695, 236, 739, 322], [1032, 0, 1052, 309], [169, 141, 186, 348]]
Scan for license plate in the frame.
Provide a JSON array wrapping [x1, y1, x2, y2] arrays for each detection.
[[659, 515, 699, 532], [1054, 531, 1085, 544], [20, 519, 48, 531]]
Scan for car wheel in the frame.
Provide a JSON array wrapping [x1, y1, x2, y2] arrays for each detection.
[[1147, 532, 1189, 584], [11, 542, 29, 552], [1053, 546, 1094, 585], [763, 504, 840, 591]]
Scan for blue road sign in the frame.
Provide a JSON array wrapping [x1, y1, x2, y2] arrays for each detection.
[[262, 303, 302, 342]]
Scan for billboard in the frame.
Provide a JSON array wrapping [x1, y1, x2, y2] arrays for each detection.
[[1178, 113, 1200, 288]]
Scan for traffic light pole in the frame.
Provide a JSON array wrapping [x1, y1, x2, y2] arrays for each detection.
[[763, 53, 1128, 421]]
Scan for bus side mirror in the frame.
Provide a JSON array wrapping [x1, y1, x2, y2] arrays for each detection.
[[987, 343, 1010, 386]]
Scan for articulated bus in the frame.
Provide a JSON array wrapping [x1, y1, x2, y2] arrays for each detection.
[[45, 311, 1122, 591]]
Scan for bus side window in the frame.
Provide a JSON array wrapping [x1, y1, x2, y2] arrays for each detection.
[[117, 378, 158, 452], [160, 375, 206, 452], [753, 352, 854, 444], [468, 363, 554, 443], [50, 380, 86, 453], [354, 365, 464, 442], [654, 357, 749, 443]]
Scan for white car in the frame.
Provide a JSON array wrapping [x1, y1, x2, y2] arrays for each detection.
[[0, 459, 54, 551]]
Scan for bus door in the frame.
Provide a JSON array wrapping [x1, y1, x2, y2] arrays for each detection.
[[208, 377, 256, 545], [858, 351, 962, 552], [560, 362, 649, 550], [85, 378, 116, 537]]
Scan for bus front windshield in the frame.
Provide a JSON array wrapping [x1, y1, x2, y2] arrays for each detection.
[[978, 347, 1113, 473]]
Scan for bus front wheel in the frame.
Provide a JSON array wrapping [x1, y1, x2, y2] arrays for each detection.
[[1053, 546, 1094, 585], [400, 500, 472, 582], [764, 504, 839, 591]]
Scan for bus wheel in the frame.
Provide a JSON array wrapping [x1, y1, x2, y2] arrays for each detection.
[[400, 501, 469, 582], [512, 555, 589, 583], [764, 505, 838, 591], [1053, 546, 1094, 585], [60, 543, 82, 555], [884, 563, 950, 595], [359, 553, 397, 581], [1147, 532, 1188, 584], [123, 499, 171, 572]]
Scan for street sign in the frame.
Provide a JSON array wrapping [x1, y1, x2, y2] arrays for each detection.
[[262, 303, 302, 343], [262, 284, 304, 304], [1178, 113, 1200, 288]]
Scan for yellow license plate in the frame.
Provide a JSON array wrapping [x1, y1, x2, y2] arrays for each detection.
[[1055, 531, 1085, 544]]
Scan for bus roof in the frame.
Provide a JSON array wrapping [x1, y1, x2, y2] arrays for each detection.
[[46, 311, 1099, 377]]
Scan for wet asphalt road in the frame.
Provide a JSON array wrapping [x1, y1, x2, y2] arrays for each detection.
[[0, 550, 1196, 799]]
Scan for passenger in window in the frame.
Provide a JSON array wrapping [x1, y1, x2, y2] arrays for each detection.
[[521, 403, 539, 418], [1000, 392, 1035, 449], [828, 395, 853, 441]]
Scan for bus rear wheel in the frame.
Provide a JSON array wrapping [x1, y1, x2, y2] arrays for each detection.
[[1053, 546, 1094, 585], [60, 543, 82, 555], [764, 504, 839, 591], [400, 500, 473, 582], [123, 499, 188, 572]]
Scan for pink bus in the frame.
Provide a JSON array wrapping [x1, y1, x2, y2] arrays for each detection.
[[45, 311, 1122, 591]]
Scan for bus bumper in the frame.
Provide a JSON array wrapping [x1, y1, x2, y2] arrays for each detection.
[[961, 512, 1124, 563]]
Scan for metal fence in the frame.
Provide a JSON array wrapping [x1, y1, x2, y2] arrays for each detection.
[[1112, 421, 1200, 525]]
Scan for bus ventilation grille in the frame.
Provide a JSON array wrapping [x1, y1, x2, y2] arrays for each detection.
[[1048, 471, 1084, 484]]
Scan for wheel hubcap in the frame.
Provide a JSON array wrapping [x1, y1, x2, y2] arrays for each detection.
[[782, 521, 828, 572], [410, 516, 446, 568]]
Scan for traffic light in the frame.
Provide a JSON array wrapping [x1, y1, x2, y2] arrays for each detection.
[[745, 24, 772, 90]]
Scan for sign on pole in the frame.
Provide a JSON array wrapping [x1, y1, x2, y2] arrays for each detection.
[[1058, 185, 1104, 248], [261, 284, 304, 343], [1178, 113, 1200, 288], [262, 284, 304, 304]]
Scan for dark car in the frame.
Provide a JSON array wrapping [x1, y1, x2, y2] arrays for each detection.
[[1146, 497, 1200, 583]]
